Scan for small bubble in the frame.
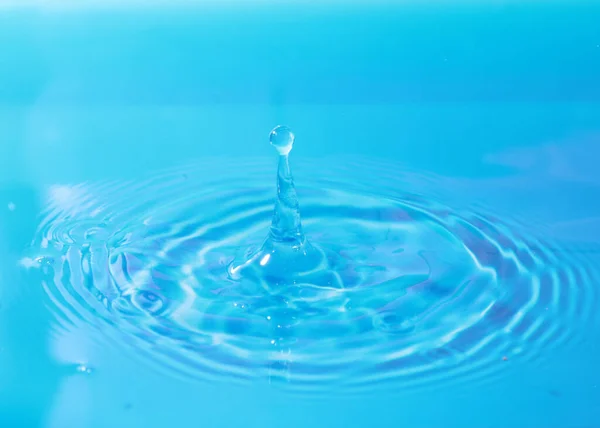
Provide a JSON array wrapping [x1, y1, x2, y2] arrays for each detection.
[[76, 364, 93, 374], [7, 202, 16, 211], [35, 256, 55, 266]]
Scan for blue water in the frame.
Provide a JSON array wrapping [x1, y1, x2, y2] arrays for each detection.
[[2, 2, 600, 427]]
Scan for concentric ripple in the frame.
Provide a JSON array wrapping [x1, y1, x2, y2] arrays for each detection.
[[25, 157, 600, 394]]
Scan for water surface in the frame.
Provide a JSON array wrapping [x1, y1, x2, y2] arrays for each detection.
[[1, 2, 600, 428]]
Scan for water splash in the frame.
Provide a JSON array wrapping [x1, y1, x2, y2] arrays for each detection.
[[268, 125, 303, 244], [23, 133, 600, 395], [228, 125, 333, 287]]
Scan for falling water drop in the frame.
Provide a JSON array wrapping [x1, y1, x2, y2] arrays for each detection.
[[270, 125, 295, 155]]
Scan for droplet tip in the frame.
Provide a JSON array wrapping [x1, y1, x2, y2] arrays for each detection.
[[270, 125, 295, 155]]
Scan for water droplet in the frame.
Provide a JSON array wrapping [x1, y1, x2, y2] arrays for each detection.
[[228, 125, 329, 283], [76, 364, 93, 374], [35, 256, 55, 266], [269, 125, 295, 155]]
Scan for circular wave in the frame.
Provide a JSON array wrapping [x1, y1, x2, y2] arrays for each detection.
[[27, 157, 600, 395]]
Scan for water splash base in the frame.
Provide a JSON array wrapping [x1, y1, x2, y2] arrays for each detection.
[[25, 126, 600, 394]]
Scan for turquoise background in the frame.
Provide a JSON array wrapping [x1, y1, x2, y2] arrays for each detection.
[[1, 2, 600, 427]]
